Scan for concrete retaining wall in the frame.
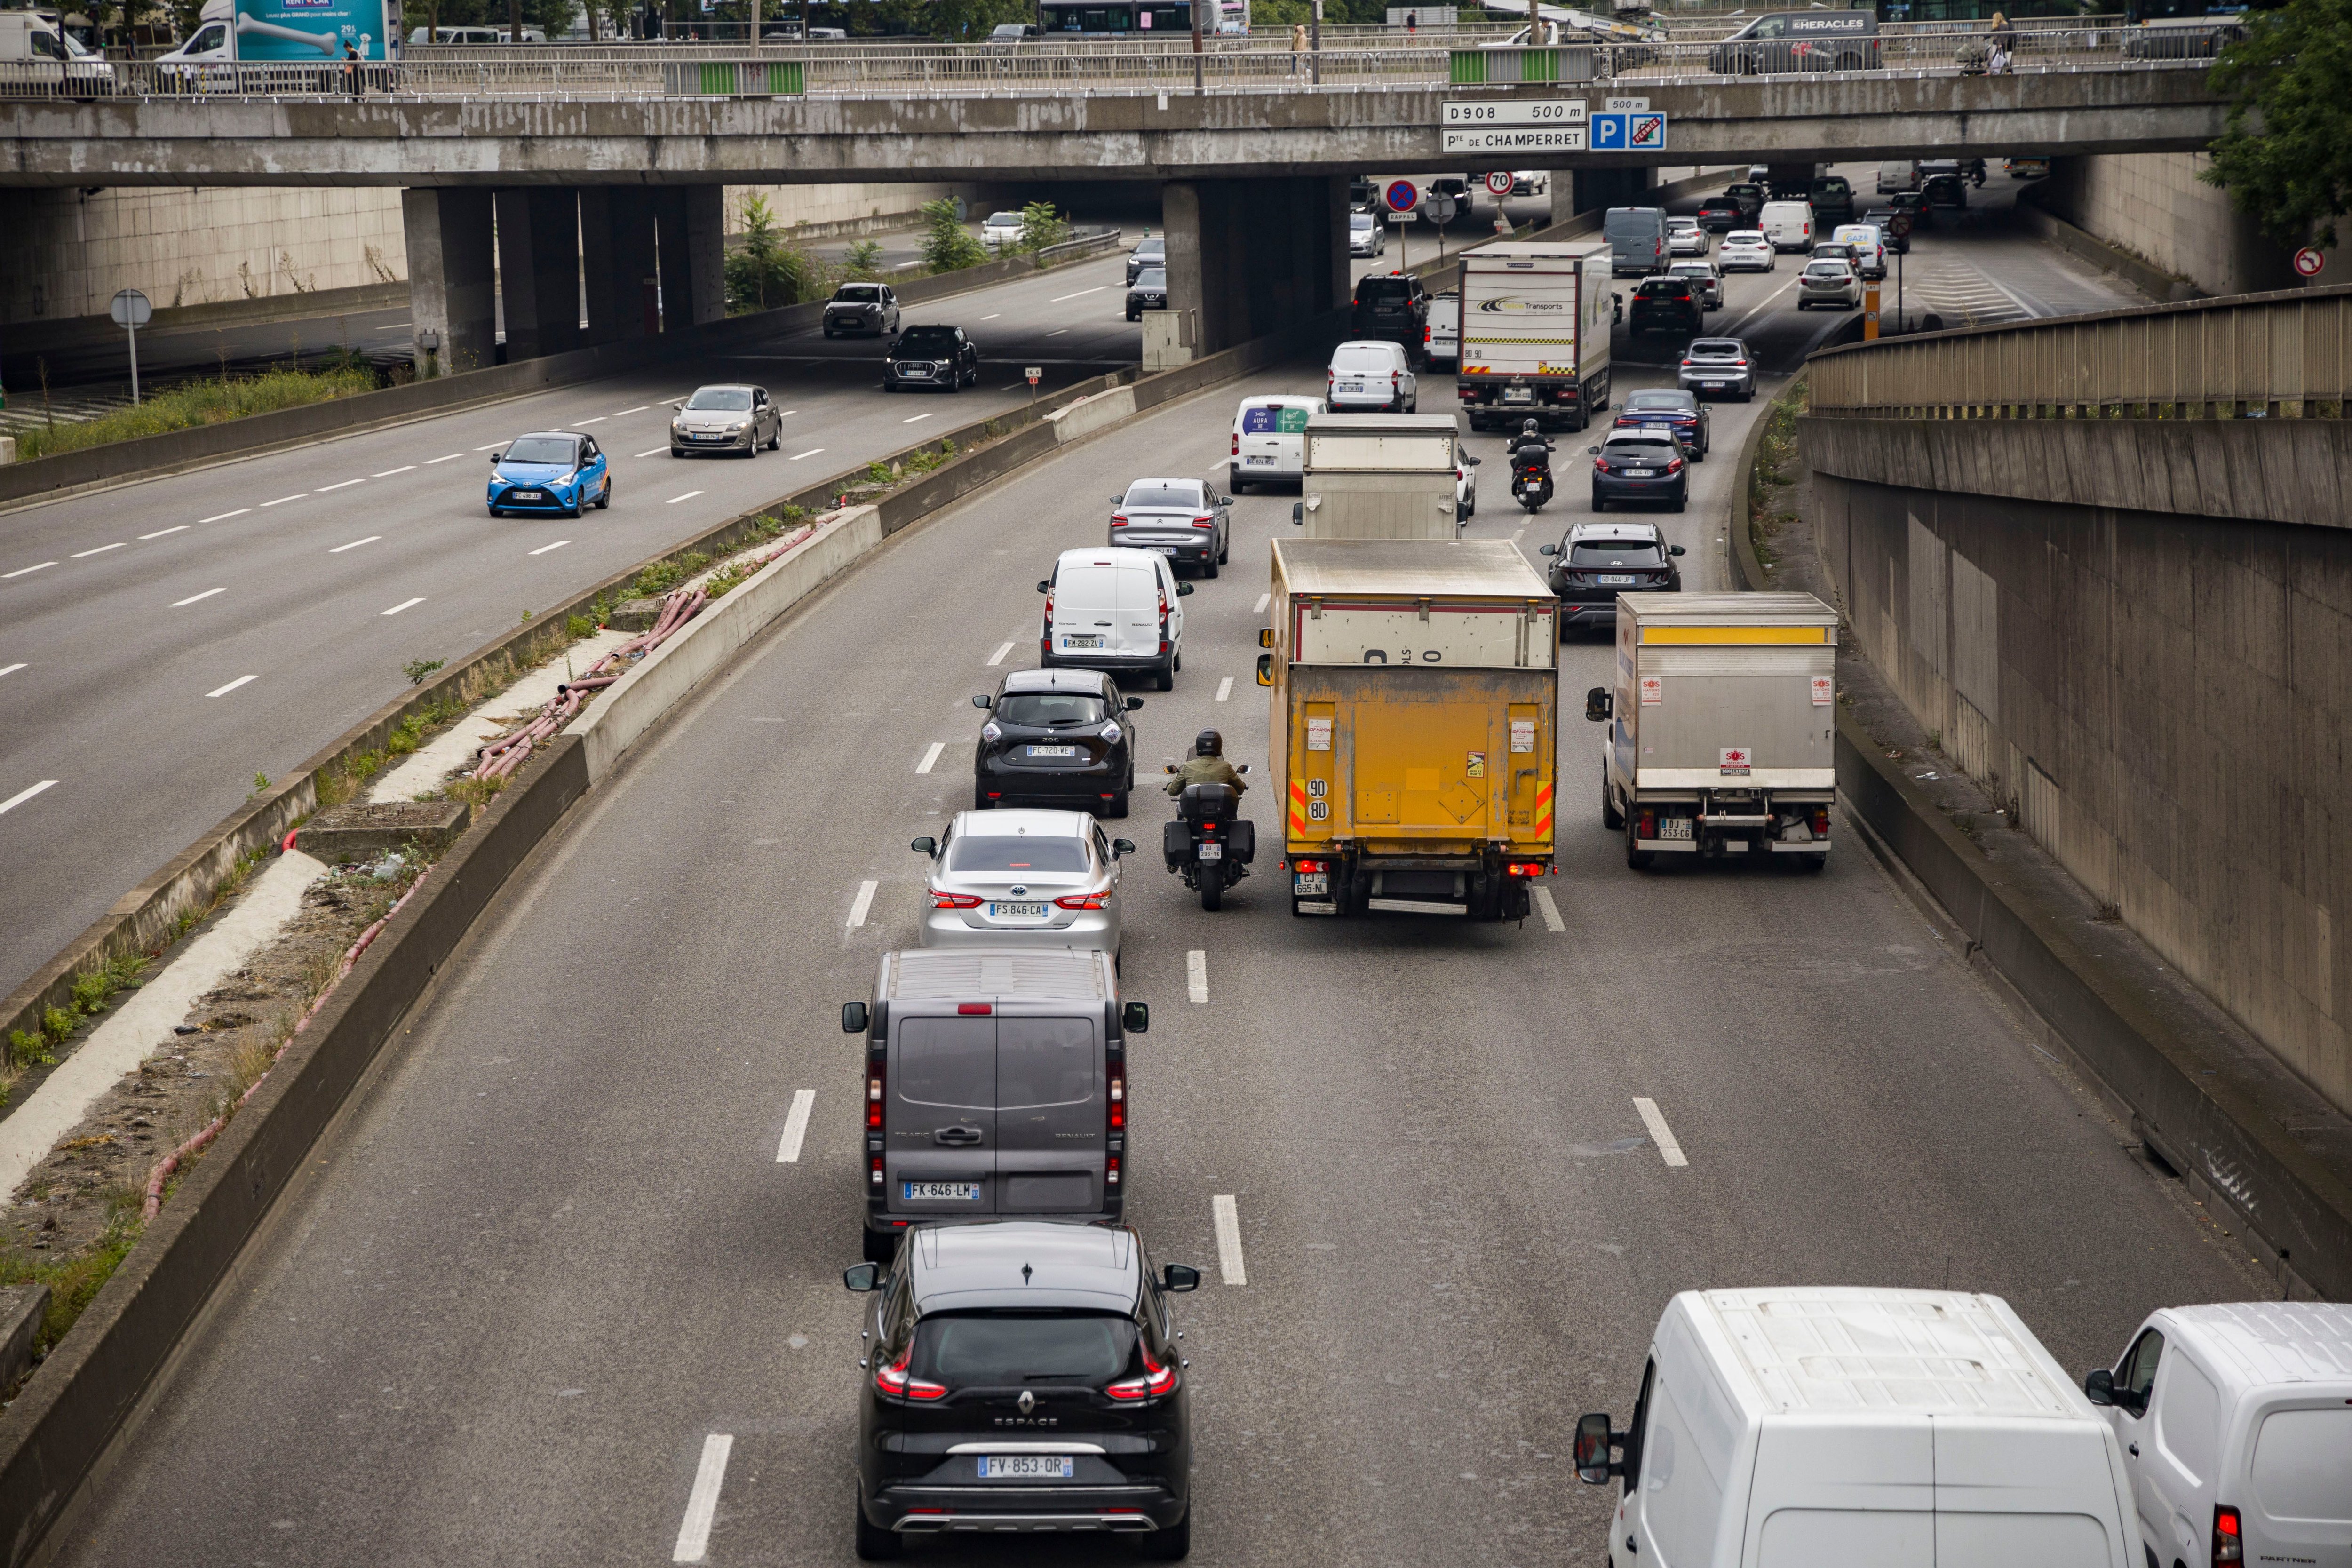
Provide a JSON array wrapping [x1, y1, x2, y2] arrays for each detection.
[[2035, 152, 2300, 302]]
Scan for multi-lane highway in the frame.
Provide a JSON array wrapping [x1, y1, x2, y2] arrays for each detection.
[[0, 248, 1143, 1003], [49, 176, 2245, 1568]]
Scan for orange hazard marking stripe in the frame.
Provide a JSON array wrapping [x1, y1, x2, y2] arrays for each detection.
[[1534, 781, 1554, 836], [1289, 779, 1309, 834]]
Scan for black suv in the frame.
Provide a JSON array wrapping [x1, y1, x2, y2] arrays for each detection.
[[1126, 267, 1169, 321], [845, 1221, 1201, 1560], [1349, 272, 1430, 360], [1628, 277, 1703, 338], [973, 669, 1144, 816], [1539, 519, 1685, 633], [1694, 195, 1746, 233], [884, 324, 980, 392], [1126, 235, 1166, 286]]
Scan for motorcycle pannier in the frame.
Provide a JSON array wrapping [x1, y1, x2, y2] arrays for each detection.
[[1163, 819, 1191, 870]]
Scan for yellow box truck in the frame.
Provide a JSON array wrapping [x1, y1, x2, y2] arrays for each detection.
[[1256, 538, 1558, 920]]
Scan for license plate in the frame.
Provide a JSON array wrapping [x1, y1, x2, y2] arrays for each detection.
[[1025, 745, 1080, 757], [1198, 843, 1223, 861], [1660, 817, 1693, 840], [509, 490, 545, 500], [1063, 635, 1104, 649], [901, 368, 932, 377], [988, 901, 1048, 917], [903, 1181, 981, 1201], [1150, 545, 1178, 555], [1245, 455, 1275, 465], [694, 432, 725, 440], [1339, 381, 1366, 394], [1294, 872, 1328, 894], [980, 1456, 1074, 1479], [1504, 389, 1533, 403], [1624, 469, 1655, 478], [1598, 574, 1635, 586], [1702, 381, 1728, 389]]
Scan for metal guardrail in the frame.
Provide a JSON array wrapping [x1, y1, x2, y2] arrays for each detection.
[[1809, 285, 2352, 419]]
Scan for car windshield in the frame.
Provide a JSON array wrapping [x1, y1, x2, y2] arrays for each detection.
[[1134, 269, 1167, 288], [988, 211, 1020, 226], [1355, 278, 1412, 302], [1124, 481, 1205, 510], [1624, 391, 1693, 411], [1350, 212, 1375, 230], [1572, 541, 1666, 565], [998, 692, 1110, 727], [910, 1313, 1138, 1388], [501, 436, 575, 464], [946, 836, 1090, 873], [834, 285, 882, 302], [897, 328, 958, 350], [1134, 239, 1164, 257], [685, 388, 752, 411]]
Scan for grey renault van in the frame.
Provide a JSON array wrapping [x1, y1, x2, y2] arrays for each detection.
[[843, 948, 1150, 1263], [1605, 207, 1669, 278]]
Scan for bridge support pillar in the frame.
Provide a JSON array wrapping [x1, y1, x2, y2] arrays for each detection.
[[1162, 175, 1346, 360], [401, 188, 495, 377], [580, 187, 659, 344], [1553, 167, 1653, 228], [650, 185, 729, 332], [495, 188, 583, 362]]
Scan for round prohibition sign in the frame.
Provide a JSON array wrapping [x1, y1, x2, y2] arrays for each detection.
[[1384, 179, 1421, 215], [2293, 246, 2325, 279], [1485, 170, 1515, 196]]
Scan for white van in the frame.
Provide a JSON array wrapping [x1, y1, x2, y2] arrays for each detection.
[[1425, 292, 1461, 369], [1230, 393, 1326, 493], [2083, 1302, 2352, 1568], [1760, 199, 1815, 253], [1577, 1288, 2141, 1568], [1038, 547, 1191, 691], [1831, 222, 1887, 280], [1, 11, 115, 91]]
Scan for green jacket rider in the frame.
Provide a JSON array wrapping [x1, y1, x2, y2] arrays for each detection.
[[1165, 728, 1246, 797]]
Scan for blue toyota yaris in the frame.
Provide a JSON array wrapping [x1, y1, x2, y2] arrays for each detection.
[[487, 431, 610, 518]]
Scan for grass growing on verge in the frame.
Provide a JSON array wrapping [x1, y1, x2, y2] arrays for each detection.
[[0, 1186, 145, 1362], [13, 366, 381, 462], [1746, 380, 1805, 576]]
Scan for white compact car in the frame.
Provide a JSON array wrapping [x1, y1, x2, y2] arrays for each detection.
[[1718, 229, 1775, 271], [1665, 215, 1708, 257], [913, 810, 1129, 956], [1797, 258, 1862, 310], [1667, 260, 1724, 311], [981, 210, 1025, 249], [1230, 393, 1326, 492], [1039, 547, 1192, 691], [1348, 209, 1387, 257], [1327, 339, 1417, 413]]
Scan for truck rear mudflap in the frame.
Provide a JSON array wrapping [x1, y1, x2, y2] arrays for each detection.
[[1286, 849, 1546, 920]]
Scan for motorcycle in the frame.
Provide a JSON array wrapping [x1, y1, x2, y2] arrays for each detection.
[[1510, 453, 1555, 514], [1162, 765, 1254, 910]]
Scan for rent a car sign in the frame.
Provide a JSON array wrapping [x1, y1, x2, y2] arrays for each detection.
[[1443, 99, 1587, 155]]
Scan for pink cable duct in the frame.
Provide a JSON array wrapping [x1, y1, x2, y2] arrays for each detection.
[[143, 865, 431, 1221]]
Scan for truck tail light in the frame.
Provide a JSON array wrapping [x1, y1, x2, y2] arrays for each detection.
[[2214, 1507, 2242, 1568], [930, 889, 983, 908], [1638, 808, 1657, 838], [875, 1345, 948, 1401], [1108, 1068, 1125, 1130], [868, 1067, 884, 1130], [1506, 862, 1543, 877], [1105, 1343, 1176, 1401], [1811, 807, 1831, 836], [1055, 892, 1108, 909], [1294, 858, 1325, 873]]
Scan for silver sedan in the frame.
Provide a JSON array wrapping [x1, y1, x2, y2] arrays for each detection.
[[668, 384, 783, 457], [912, 810, 1133, 956]]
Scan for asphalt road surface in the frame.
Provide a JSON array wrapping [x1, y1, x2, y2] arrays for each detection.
[[0, 249, 1140, 1004], [48, 199, 2232, 1568]]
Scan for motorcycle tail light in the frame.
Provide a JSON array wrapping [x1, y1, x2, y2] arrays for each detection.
[[876, 1345, 947, 1401], [1105, 1343, 1176, 1401], [1108, 1068, 1125, 1130], [930, 889, 983, 908], [1055, 892, 1108, 910]]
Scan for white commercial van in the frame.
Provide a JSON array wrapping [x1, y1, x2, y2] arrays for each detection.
[[1832, 223, 1888, 281], [1230, 393, 1326, 493], [1760, 199, 1815, 254], [2082, 1302, 2352, 1568], [1038, 547, 1191, 691], [1577, 1288, 2141, 1568]]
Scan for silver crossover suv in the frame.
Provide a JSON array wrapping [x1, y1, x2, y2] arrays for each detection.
[[912, 810, 1133, 956]]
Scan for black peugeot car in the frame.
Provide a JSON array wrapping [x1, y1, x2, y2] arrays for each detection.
[[972, 668, 1143, 817], [844, 1220, 1200, 1560], [1539, 519, 1685, 633], [884, 324, 980, 392]]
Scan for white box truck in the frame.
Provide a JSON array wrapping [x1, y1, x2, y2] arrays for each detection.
[[1454, 239, 1614, 434], [1576, 1288, 2144, 1568], [1582, 590, 1837, 869], [155, 0, 403, 79], [1288, 413, 1472, 540]]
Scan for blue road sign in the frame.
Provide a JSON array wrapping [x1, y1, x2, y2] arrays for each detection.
[[1589, 112, 1668, 152], [1589, 112, 1625, 150]]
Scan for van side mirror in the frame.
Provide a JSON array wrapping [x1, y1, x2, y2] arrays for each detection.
[[1037, 580, 1050, 593], [1259, 628, 1274, 648], [1585, 686, 1613, 723], [1574, 1412, 1621, 1484], [2082, 1368, 2115, 1407], [973, 693, 992, 708], [843, 1262, 883, 1291], [1160, 1263, 1200, 1293], [1256, 653, 1273, 687], [910, 836, 937, 856], [842, 1001, 870, 1034], [1125, 696, 1143, 711], [1236, 764, 1250, 775], [1121, 1000, 1150, 1034], [1176, 583, 1193, 597], [1539, 543, 1557, 556], [1112, 838, 1135, 857], [1669, 545, 1686, 557]]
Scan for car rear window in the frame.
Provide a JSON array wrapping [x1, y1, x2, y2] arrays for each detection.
[[1124, 481, 1205, 510], [998, 1017, 1094, 1109], [898, 327, 958, 350], [896, 1017, 995, 1109], [912, 1313, 1137, 1388], [501, 436, 576, 464], [1573, 541, 1666, 566], [685, 388, 752, 411], [1688, 341, 1745, 358], [1605, 440, 1677, 459], [1670, 264, 1712, 278], [1605, 210, 1662, 241], [1725, 231, 1764, 244], [998, 692, 1108, 727], [1332, 346, 1395, 373], [1624, 391, 1693, 410], [1805, 262, 1850, 276], [1634, 281, 1687, 299], [947, 837, 1090, 873], [1354, 278, 1413, 303]]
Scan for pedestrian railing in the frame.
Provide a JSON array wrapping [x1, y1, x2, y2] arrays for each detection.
[[1808, 285, 2352, 419]]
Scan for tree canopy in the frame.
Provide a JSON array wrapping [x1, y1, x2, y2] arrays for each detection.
[[2202, 0, 2352, 251]]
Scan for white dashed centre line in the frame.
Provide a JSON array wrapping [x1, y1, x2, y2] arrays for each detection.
[[0, 663, 25, 679], [528, 539, 571, 556], [474, 441, 505, 451], [980, 313, 1001, 321], [381, 597, 424, 616], [139, 525, 189, 540], [71, 542, 126, 558], [774, 408, 798, 417], [1533, 885, 1565, 933], [671, 1433, 733, 1564], [615, 405, 648, 415], [636, 447, 666, 458], [789, 447, 825, 461], [422, 453, 464, 465], [3, 562, 57, 579], [575, 416, 605, 425], [667, 490, 704, 505], [199, 508, 251, 522], [847, 879, 879, 929], [372, 465, 415, 478], [1045, 329, 1067, 338], [1212, 1195, 1247, 1286], [0, 780, 58, 815], [172, 588, 227, 606], [317, 477, 367, 493], [1633, 1097, 1689, 1168], [205, 675, 256, 698], [915, 741, 946, 774], [260, 494, 307, 507], [775, 1089, 816, 1163], [1051, 286, 1106, 302], [1187, 950, 1208, 1004], [902, 413, 933, 424], [328, 536, 380, 554], [1214, 677, 1233, 703], [1253, 592, 1271, 613], [986, 641, 1015, 667]]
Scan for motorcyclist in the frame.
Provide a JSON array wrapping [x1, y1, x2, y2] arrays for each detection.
[[1507, 418, 1555, 473], [1166, 727, 1247, 798]]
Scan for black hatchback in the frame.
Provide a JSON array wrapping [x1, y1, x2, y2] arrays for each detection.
[[844, 1220, 1200, 1560], [885, 324, 980, 392], [973, 669, 1143, 817]]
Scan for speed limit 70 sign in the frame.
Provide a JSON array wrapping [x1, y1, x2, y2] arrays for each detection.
[[1486, 170, 1515, 197]]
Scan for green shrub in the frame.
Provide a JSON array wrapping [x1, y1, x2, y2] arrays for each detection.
[[725, 194, 829, 314], [919, 198, 988, 273], [1017, 200, 1073, 254], [15, 366, 380, 462], [842, 239, 884, 281]]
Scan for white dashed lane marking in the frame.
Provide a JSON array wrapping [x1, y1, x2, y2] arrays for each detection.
[[1213, 1195, 1247, 1286], [1215, 677, 1232, 703], [667, 490, 704, 505], [422, 454, 464, 465], [1187, 950, 1208, 1004], [1253, 592, 1271, 613], [71, 542, 125, 558], [916, 742, 945, 774], [987, 641, 1015, 667], [790, 448, 825, 461], [2, 563, 56, 579], [381, 597, 424, 616], [329, 537, 380, 554], [0, 780, 58, 815], [199, 507, 251, 522], [372, 465, 415, 478], [1051, 286, 1106, 302], [139, 525, 188, 539], [171, 588, 226, 606], [0, 663, 25, 679], [902, 413, 933, 424], [260, 494, 307, 507], [205, 675, 257, 698], [529, 540, 571, 556], [317, 477, 367, 493], [775, 1089, 816, 1163], [671, 1433, 733, 1563], [1534, 885, 1565, 932], [1633, 1097, 1689, 1168], [848, 879, 879, 929]]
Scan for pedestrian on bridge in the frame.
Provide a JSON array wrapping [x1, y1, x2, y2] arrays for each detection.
[[1987, 9, 2016, 72], [1290, 21, 1306, 72]]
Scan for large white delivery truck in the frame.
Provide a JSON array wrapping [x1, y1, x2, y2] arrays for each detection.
[[1454, 239, 1614, 434], [155, 0, 403, 76], [1288, 413, 1472, 540], [1582, 589, 1837, 870], [1576, 1287, 2144, 1568]]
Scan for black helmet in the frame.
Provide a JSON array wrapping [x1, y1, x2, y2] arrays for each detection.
[[1521, 418, 1542, 437], [1194, 728, 1224, 758]]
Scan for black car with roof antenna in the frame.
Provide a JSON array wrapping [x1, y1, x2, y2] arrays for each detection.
[[972, 668, 1144, 817], [843, 1219, 1201, 1559]]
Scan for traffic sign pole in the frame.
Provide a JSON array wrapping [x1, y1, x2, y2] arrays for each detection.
[[111, 288, 153, 406]]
